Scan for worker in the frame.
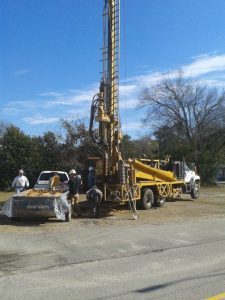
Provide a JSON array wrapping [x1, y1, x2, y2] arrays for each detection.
[[68, 169, 82, 217], [12, 169, 29, 194], [88, 166, 96, 190], [49, 172, 60, 191], [86, 186, 103, 218]]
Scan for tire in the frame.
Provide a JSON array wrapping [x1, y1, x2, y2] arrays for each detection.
[[141, 188, 154, 210], [155, 196, 166, 207], [190, 182, 200, 199]]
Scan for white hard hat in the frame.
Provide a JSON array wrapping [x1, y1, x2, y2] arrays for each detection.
[[69, 169, 76, 175], [89, 166, 94, 171], [19, 169, 24, 174]]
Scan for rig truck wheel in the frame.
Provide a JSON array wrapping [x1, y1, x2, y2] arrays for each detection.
[[191, 182, 200, 199], [141, 188, 154, 210]]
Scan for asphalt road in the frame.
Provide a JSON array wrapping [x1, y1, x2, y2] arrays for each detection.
[[0, 217, 225, 299]]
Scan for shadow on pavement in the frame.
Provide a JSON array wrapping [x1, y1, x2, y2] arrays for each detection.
[[0, 213, 63, 226], [167, 197, 193, 202]]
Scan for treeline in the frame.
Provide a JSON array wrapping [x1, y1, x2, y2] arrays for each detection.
[[0, 120, 100, 190], [0, 119, 159, 190], [1, 73, 225, 189]]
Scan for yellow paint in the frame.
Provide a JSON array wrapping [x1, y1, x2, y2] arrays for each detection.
[[206, 292, 225, 300], [131, 159, 179, 182]]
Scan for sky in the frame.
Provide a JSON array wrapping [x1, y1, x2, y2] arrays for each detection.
[[1, 0, 225, 139]]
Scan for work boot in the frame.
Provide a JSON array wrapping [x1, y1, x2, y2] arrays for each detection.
[[73, 203, 82, 217]]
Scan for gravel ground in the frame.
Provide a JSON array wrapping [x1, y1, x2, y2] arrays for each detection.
[[0, 186, 225, 233], [95, 185, 225, 225]]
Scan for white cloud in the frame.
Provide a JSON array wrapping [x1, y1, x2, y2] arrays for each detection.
[[119, 84, 137, 95], [2, 100, 47, 116], [124, 53, 225, 89], [40, 91, 63, 97], [190, 51, 220, 61], [182, 54, 225, 77], [4, 52, 225, 136], [121, 121, 143, 131], [2, 107, 22, 116], [120, 98, 138, 109], [43, 88, 98, 107], [62, 107, 90, 120], [130, 72, 165, 85], [14, 69, 30, 76], [23, 115, 59, 125]]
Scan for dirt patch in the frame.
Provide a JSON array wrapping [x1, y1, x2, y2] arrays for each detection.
[[141, 186, 225, 223], [78, 186, 225, 225]]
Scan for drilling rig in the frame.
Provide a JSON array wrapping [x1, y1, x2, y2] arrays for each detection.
[[89, 0, 200, 209]]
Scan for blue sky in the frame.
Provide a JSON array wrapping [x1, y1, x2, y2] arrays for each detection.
[[1, 0, 225, 138]]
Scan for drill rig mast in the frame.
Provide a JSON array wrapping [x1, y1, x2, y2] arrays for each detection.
[[90, 0, 123, 182]]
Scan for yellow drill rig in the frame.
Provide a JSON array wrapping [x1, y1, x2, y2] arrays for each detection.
[[89, 0, 199, 210]]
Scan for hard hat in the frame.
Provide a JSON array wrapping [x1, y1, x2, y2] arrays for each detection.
[[19, 169, 24, 174], [89, 166, 94, 171], [69, 169, 76, 175]]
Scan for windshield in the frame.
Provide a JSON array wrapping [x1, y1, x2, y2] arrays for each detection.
[[184, 163, 190, 172], [39, 172, 68, 182]]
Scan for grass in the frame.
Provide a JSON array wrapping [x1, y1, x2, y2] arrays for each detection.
[[0, 191, 15, 204]]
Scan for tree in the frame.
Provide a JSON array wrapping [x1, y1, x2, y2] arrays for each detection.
[[0, 125, 62, 188], [60, 119, 100, 185], [0, 121, 9, 138], [121, 134, 159, 160], [139, 72, 225, 182], [0, 126, 32, 188], [40, 131, 61, 170], [121, 134, 137, 159]]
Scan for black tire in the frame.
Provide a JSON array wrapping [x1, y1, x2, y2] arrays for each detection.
[[141, 188, 154, 210], [155, 196, 166, 207], [190, 182, 200, 199]]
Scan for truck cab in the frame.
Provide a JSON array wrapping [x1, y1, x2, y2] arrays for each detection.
[[34, 171, 69, 191], [173, 161, 200, 199]]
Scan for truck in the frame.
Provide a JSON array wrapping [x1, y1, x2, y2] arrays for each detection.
[[88, 0, 200, 211], [2, 171, 71, 221]]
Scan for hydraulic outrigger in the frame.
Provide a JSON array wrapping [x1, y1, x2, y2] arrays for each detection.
[[89, 0, 200, 209]]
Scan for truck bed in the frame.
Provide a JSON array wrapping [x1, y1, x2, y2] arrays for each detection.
[[2, 189, 70, 221]]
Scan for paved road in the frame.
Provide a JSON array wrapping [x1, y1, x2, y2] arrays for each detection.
[[0, 217, 225, 299]]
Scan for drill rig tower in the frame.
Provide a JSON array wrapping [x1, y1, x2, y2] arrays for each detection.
[[89, 0, 199, 206], [90, 0, 124, 186]]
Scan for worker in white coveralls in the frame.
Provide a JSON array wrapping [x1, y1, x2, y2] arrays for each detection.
[[12, 169, 29, 194]]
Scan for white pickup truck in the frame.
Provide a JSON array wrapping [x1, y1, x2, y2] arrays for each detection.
[[182, 163, 200, 199], [2, 171, 71, 222], [173, 161, 200, 199]]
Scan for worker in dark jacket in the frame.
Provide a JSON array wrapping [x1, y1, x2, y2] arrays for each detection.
[[86, 186, 103, 218], [68, 169, 82, 217], [88, 166, 96, 189]]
